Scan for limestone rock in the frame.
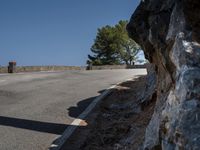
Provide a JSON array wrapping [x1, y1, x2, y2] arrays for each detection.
[[127, 0, 200, 149]]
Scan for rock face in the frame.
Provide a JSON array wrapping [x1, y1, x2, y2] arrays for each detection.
[[127, 0, 200, 149]]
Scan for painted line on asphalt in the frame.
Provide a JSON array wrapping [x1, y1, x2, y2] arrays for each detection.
[[49, 77, 135, 150]]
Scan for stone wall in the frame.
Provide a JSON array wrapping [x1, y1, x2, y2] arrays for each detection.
[[0, 67, 8, 74], [127, 0, 200, 149], [0, 65, 146, 73], [87, 64, 146, 70], [0, 66, 82, 73]]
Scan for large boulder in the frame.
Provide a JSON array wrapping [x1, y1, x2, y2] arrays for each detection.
[[127, 0, 200, 149]]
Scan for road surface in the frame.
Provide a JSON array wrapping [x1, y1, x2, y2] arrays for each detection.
[[0, 69, 146, 150]]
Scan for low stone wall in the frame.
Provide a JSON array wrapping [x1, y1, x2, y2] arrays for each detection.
[[0, 67, 8, 73], [0, 65, 146, 73], [16, 66, 82, 73], [0, 66, 83, 73], [87, 64, 146, 70]]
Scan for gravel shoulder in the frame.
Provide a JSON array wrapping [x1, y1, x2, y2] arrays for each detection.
[[61, 75, 156, 150]]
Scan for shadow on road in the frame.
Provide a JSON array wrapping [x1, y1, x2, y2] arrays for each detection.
[[0, 89, 107, 138], [0, 89, 106, 137], [61, 76, 150, 150], [67, 89, 106, 119], [0, 116, 68, 135], [67, 96, 96, 118]]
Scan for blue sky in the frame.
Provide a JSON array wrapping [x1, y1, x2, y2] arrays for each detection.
[[0, 0, 141, 66]]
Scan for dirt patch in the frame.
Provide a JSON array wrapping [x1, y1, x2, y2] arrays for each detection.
[[61, 76, 156, 150]]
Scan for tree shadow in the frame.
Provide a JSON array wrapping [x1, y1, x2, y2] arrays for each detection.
[[98, 89, 106, 94], [61, 76, 148, 150], [0, 77, 147, 150], [67, 89, 106, 118], [0, 86, 109, 136], [0, 116, 68, 135], [66, 76, 147, 120], [0, 89, 107, 140], [67, 96, 97, 118]]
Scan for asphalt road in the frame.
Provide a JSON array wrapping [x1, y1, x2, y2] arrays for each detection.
[[0, 69, 146, 150]]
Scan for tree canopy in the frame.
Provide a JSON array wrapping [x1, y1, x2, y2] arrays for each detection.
[[87, 20, 141, 66]]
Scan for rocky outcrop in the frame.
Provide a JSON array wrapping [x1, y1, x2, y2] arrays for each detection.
[[127, 0, 200, 149]]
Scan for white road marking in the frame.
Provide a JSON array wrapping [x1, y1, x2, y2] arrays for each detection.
[[49, 77, 136, 150]]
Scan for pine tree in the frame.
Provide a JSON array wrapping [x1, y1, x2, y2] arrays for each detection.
[[87, 20, 140, 65]]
